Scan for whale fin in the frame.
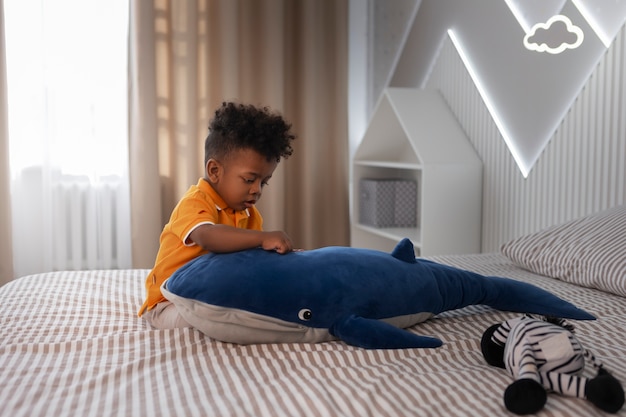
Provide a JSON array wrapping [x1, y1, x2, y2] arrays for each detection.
[[391, 238, 417, 264], [329, 315, 442, 349]]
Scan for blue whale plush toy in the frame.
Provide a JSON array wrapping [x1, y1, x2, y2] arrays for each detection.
[[162, 238, 594, 349]]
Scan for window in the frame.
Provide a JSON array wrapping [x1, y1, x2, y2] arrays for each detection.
[[4, 0, 132, 275]]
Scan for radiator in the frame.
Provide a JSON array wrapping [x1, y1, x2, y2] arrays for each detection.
[[52, 179, 129, 270]]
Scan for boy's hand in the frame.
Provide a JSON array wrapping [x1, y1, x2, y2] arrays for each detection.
[[261, 231, 294, 254]]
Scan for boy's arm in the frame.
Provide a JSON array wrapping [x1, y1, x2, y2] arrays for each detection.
[[188, 224, 293, 254]]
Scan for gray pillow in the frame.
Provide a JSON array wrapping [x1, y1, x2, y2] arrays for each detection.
[[502, 205, 626, 296]]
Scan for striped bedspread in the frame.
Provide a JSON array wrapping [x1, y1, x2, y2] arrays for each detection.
[[1, 253, 625, 416]]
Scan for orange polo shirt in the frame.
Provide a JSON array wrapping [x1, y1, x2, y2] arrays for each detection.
[[138, 178, 263, 316]]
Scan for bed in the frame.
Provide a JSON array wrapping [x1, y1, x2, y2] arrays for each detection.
[[1, 206, 624, 417]]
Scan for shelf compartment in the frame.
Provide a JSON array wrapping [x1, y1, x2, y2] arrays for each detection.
[[350, 88, 482, 256]]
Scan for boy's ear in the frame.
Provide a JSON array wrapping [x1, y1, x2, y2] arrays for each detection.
[[206, 159, 222, 183]]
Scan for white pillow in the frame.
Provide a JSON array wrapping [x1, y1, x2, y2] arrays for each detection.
[[501, 205, 626, 297]]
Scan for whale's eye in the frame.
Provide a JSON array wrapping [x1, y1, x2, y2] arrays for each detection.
[[298, 308, 312, 321]]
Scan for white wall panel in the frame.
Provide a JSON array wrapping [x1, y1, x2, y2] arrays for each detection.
[[425, 26, 626, 252]]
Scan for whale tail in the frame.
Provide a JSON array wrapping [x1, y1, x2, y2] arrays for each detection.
[[420, 257, 595, 320], [482, 275, 595, 320]]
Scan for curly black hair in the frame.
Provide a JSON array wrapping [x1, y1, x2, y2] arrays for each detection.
[[204, 102, 296, 165]]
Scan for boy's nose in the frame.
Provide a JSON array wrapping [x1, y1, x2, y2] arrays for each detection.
[[250, 181, 262, 195]]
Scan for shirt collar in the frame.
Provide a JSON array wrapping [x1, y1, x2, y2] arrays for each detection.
[[197, 178, 250, 217]]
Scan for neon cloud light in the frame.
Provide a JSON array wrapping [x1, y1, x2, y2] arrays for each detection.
[[523, 15, 584, 54], [448, 29, 531, 178]]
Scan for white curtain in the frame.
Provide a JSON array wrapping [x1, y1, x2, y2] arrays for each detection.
[[4, 0, 132, 277]]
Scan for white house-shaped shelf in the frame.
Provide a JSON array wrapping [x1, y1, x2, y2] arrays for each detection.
[[351, 87, 483, 255]]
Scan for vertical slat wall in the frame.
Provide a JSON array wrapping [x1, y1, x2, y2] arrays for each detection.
[[426, 27, 626, 252]]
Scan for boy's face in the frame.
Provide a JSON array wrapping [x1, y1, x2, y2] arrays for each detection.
[[205, 148, 278, 212]]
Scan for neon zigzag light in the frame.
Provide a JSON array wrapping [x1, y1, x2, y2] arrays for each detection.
[[447, 29, 531, 178]]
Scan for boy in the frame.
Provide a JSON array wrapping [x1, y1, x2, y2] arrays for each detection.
[[139, 101, 297, 329]]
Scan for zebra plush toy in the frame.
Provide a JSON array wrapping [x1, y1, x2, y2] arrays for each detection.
[[481, 315, 624, 415]]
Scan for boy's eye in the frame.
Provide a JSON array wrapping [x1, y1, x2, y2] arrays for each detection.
[[242, 176, 270, 187]]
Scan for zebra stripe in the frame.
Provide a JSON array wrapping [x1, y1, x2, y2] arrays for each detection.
[[492, 315, 603, 399]]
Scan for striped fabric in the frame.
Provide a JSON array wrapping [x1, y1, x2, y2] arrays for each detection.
[[502, 205, 626, 297], [1, 255, 625, 417]]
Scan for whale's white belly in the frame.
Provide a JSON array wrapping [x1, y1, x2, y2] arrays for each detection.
[[163, 285, 434, 345]]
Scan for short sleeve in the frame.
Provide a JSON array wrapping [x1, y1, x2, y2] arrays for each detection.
[[168, 195, 219, 245]]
